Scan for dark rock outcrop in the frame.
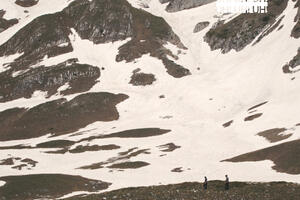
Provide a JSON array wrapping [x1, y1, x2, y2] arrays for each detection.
[[204, 0, 289, 53], [0, 59, 100, 102], [0, 10, 18, 33], [283, 47, 300, 73], [129, 68, 156, 86], [193, 21, 209, 33], [0, 92, 128, 141], [291, 0, 300, 38]]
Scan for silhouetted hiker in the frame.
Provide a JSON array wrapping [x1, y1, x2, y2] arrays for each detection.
[[225, 175, 229, 190], [203, 176, 208, 190]]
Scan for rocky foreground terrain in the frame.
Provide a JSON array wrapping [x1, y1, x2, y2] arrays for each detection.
[[68, 181, 300, 200]]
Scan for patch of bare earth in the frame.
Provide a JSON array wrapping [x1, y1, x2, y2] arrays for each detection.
[[257, 128, 292, 143], [0, 174, 110, 200], [223, 139, 300, 174], [0, 92, 128, 141], [15, 0, 39, 7]]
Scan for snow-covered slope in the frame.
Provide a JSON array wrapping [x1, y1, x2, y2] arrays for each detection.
[[0, 0, 300, 197]]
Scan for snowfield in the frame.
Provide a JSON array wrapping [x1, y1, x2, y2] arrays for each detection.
[[0, 0, 300, 197]]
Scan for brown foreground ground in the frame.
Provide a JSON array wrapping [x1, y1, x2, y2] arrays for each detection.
[[66, 181, 300, 200]]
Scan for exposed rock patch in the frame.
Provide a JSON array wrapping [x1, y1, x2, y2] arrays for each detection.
[[0, 92, 128, 141], [193, 21, 209, 33], [129, 68, 156, 86], [224, 139, 300, 174]]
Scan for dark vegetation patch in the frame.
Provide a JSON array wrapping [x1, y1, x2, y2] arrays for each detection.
[[66, 181, 300, 200], [79, 148, 150, 170], [129, 68, 156, 86], [0, 10, 18, 33], [157, 143, 181, 152], [257, 128, 292, 143], [0, 92, 128, 141], [248, 101, 268, 111], [244, 113, 263, 121], [204, 0, 289, 53], [15, 0, 39, 7], [0, 174, 110, 200], [107, 161, 149, 169], [224, 139, 300, 174], [0, 59, 100, 102], [222, 120, 233, 128]]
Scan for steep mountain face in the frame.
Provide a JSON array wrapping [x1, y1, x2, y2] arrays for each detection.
[[0, 0, 189, 76], [204, 0, 289, 53]]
